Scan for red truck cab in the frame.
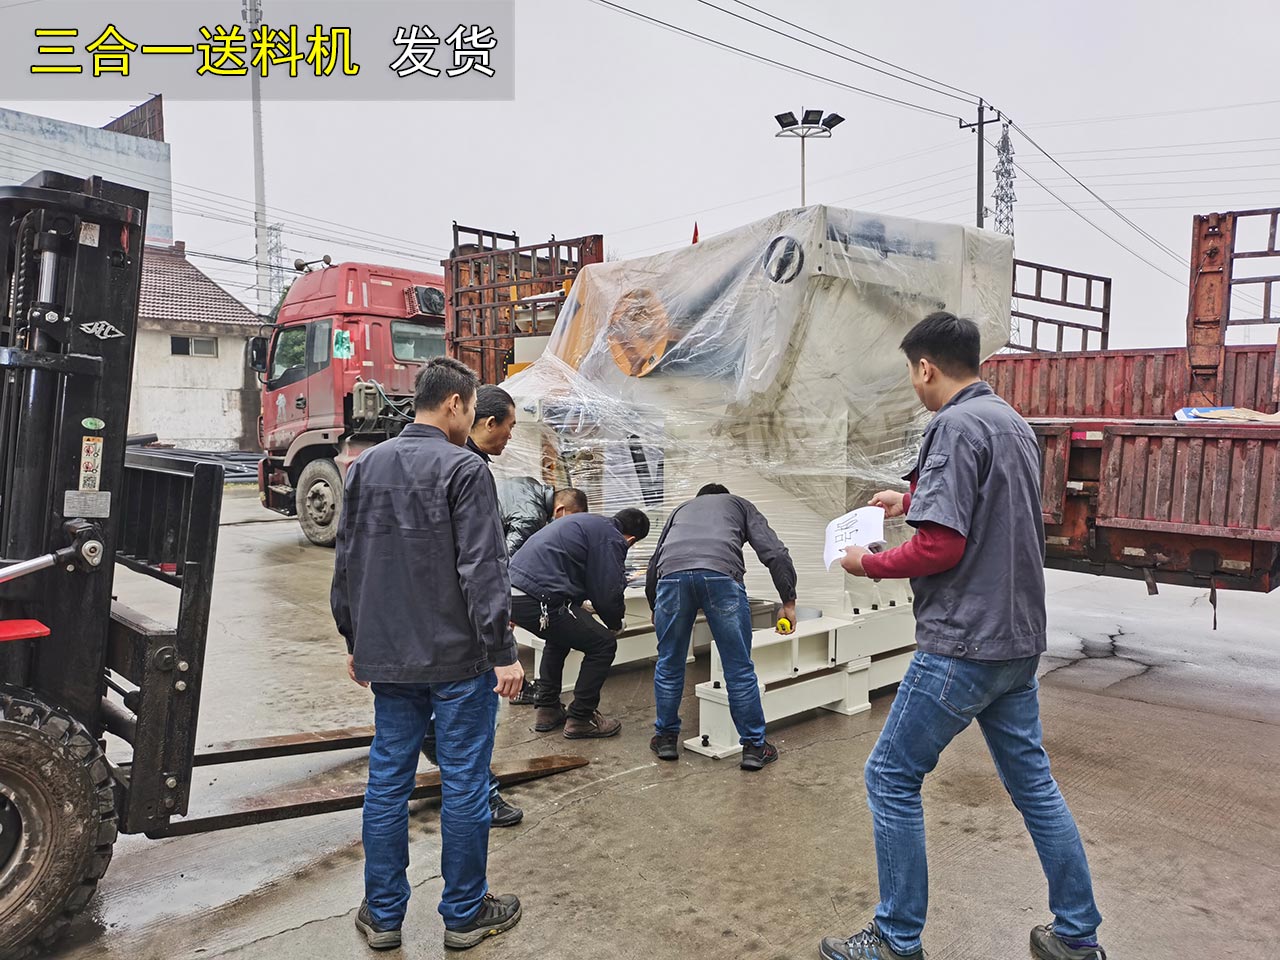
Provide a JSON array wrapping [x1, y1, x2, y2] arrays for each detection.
[[249, 262, 446, 545]]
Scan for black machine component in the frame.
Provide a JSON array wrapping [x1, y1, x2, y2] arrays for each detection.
[[0, 172, 585, 959]]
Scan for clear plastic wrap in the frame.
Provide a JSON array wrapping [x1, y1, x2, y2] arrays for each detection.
[[494, 206, 1014, 617]]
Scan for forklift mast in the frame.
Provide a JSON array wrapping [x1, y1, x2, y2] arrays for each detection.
[[0, 171, 149, 732], [0, 173, 580, 959]]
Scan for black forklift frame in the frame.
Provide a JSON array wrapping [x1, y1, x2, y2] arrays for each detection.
[[0, 172, 584, 853]]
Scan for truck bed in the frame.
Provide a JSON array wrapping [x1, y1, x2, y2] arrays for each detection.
[[983, 346, 1280, 592], [984, 343, 1277, 419]]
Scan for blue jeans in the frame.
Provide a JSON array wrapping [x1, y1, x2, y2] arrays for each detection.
[[364, 675, 498, 931], [866, 651, 1101, 954], [653, 570, 766, 746], [423, 716, 501, 802]]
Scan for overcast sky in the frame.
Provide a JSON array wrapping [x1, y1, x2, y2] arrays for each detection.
[[7, 0, 1279, 348]]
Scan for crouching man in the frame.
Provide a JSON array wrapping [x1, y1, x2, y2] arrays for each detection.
[[509, 508, 651, 738]]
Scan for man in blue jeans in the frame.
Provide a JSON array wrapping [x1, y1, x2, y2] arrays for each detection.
[[823, 312, 1105, 960], [332, 357, 526, 952], [645, 483, 798, 770]]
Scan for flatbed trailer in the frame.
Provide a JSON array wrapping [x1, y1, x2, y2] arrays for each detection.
[[984, 206, 1280, 593]]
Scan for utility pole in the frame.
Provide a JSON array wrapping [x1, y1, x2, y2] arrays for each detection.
[[958, 99, 1002, 229], [243, 0, 270, 315]]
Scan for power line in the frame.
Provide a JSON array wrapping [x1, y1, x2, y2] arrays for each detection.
[[994, 135, 1266, 311], [724, 0, 980, 100], [1014, 163, 1280, 180], [0, 133, 452, 260], [1017, 194, 1280, 210], [1053, 135, 1280, 155], [1015, 145, 1280, 164], [606, 139, 963, 236], [1033, 98, 1280, 128], [1004, 118, 1186, 264], [0, 142, 449, 268], [583, 0, 965, 121], [690, 0, 975, 104], [984, 134, 1188, 287]]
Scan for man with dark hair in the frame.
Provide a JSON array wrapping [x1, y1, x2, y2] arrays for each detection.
[[467, 384, 517, 461], [509, 508, 651, 738], [496, 483, 589, 557], [820, 312, 1104, 960], [333, 356, 525, 952], [424, 381, 523, 827], [554, 487, 589, 516], [645, 484, 797, 770]]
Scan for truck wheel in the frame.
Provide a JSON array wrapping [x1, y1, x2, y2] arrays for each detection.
[[296, 458, 343, 548], [0, 685, 117, 959]]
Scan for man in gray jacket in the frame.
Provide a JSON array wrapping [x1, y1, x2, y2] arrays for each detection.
[[646, 483, 797, 770], [332, 356, 525, 953]]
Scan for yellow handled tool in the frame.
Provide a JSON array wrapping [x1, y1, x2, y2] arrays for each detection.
[[776, 617, 792, 633]]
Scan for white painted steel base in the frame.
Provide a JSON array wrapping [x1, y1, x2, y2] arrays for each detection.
[[516, 592, 776, 695], [684, 605, 916, 759]]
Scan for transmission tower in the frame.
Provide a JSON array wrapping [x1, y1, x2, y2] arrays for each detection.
[[266, 222, 286, 308], [993, 122, 1016, 238]]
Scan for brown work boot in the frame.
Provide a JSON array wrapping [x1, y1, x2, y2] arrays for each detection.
[[563, 711, 622, 739], [533, 703, 566, 732]]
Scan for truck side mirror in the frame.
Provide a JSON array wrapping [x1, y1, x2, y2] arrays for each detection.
[[248, 336, 268, 373]]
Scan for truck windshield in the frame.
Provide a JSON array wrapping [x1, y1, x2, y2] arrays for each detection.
[[391, 322, 445, 362]]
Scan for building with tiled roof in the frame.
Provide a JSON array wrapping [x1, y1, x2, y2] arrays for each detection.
[[127, 241, 264, 451]]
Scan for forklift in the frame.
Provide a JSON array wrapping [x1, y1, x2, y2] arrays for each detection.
[[0, 172, 583, 958]]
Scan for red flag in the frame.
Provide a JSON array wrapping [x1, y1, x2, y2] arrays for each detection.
[[692, 222, 700, 244]]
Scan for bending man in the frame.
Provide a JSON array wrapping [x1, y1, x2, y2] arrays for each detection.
[[645, 483, 797, 772]]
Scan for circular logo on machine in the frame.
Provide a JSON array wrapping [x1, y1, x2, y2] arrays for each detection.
[[763, 236, 804, 283]]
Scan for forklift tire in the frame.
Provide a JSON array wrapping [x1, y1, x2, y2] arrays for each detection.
[[0, 685, 117, 959], [296, 458, 343, 548]]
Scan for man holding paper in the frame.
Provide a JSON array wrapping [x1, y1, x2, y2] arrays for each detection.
[[820, 312, 1105, 960]]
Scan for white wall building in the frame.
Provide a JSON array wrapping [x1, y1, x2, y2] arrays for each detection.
[[130, 242, 261, 451], [1, 100, 261, 450], [0, 103, 173, 245]]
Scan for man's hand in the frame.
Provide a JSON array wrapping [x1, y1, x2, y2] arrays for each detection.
[[841, 545, 871, 577], [493, 663, 525, 700], [869, 490, 907, 519], [776, 600, 797, 634], [346, 654, 369, 688]]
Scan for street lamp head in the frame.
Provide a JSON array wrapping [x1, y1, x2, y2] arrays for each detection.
[[821, 112, 845, 130], [802, 108, 823, 126], [775, 111, 798, 130]]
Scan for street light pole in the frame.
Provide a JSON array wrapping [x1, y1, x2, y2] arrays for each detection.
[[775, 108, 843, 209], [800, 135, 806, 207]]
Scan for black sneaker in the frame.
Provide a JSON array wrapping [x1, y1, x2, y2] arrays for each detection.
[[1031, 923, 1107, 960], [443, 892, 521, 950], [650, 733, 680, 761], [740, 740, 778, 771], [354, 899, 402, 950], [511, 678, 539, 705], [820, 922, 923, 960], [489, 792, 524, 828]]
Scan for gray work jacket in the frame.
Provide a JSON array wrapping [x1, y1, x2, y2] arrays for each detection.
[[906, 381, 1047, 661], [645, 494, 797, 608], [331, 423, 518, 683]]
